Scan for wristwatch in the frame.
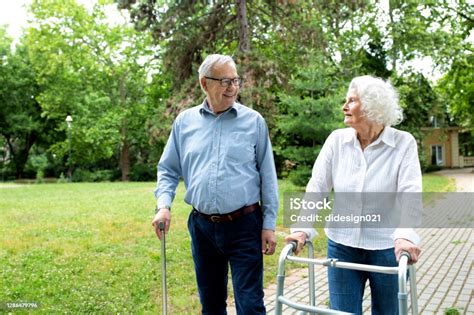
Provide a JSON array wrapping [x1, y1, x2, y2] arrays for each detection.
[[155, 206, 170, 214]]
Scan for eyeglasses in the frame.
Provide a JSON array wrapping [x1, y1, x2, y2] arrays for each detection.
[[205, 76, 243, 87]]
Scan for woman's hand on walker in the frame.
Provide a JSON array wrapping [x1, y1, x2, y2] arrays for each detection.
[[284, 231, 308, 255], [395, 238, 421, 263]]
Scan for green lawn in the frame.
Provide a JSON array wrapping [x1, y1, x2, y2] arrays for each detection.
[[422, 173, 456, 192], [0, 174, 454, 313]]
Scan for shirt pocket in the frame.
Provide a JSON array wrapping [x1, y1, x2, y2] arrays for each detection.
[[226, 133, 256, 163]]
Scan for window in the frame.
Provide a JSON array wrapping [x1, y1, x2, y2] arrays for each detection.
[[431, 145, 443, 166], [430, 116, 439, 127]]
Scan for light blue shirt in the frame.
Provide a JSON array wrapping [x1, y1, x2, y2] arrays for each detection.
[[154, 99, 279, 230]]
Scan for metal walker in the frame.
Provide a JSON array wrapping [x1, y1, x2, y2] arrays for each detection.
[[275, 240, 418, 315]]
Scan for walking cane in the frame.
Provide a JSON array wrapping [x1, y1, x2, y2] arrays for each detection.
[[159, 221, 167, 315]]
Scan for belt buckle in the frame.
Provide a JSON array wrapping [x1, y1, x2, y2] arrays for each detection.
[[210, 215, 221, 223]]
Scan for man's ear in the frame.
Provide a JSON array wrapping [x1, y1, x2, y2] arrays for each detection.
[[200, 77, 208, 92]]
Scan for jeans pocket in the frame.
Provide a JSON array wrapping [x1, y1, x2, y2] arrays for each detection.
[[240, 210, 263, 233]]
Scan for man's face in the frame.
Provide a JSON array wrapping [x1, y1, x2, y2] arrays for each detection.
[[201, 62, 240, 112]]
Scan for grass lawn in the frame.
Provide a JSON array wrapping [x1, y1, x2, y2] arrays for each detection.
[[0, 174, 454, 313]]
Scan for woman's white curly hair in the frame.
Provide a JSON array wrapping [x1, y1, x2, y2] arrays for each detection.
[[349, 75, 403, 126]]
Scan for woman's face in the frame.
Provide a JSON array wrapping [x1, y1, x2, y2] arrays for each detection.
[[342, 89, 368, 128]]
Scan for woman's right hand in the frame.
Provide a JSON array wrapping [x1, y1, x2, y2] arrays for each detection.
[[284, 231, 308, 255]]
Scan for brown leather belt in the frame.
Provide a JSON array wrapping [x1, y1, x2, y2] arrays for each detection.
[[193, 203, 260, 223]]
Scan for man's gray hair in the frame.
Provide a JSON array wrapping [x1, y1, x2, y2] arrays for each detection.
[[349, 75, 403, 126], [198, 54, 236, 79]]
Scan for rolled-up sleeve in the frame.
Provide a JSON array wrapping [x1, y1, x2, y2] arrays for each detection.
[[256, 117, 279, 230], [154, 118, 182, 209]]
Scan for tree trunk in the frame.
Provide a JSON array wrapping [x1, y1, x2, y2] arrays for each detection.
[[119, 75, 130, 181], [388, 0, 397, 71], [6, 134, 36, 179], [237, 0, 250, 53], [120, 134, 130, 181]]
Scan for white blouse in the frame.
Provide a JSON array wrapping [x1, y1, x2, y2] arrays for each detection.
[[292, 126, 422, 249]]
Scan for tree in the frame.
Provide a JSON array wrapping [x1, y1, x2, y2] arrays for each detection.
[[116, 0, 472, 179], [275, 52, 345, 185], [118, 1, 308, 119], [437, 52, 473, 134], [386, 0, 472, 75], [27, 0, 162, 180], [0, 28, 46, 179]]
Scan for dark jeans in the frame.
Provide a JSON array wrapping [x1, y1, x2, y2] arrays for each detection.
[[187, 209, 265, 315], [327, 238, 399, 315]]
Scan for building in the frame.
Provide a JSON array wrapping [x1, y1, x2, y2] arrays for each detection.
[[421, 126, 474, 168]]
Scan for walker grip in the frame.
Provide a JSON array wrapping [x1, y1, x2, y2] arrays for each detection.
[[400, 251, 411, 263]]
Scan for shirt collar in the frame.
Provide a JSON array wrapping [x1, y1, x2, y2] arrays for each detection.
[[343, 126, 395, 148], [199, 99, 238, 117], [377, 126, 395, 147], [343, 128, 357, 144]]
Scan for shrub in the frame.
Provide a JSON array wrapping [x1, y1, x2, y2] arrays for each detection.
[[444, 308, 460, 315], [57, 172, 68, 183], [0, 165, 15, 181], [73, 169, 114, 182], [424, 164, 443, 173], [129, 164, 156, 182], [288, 166, 312, 187]]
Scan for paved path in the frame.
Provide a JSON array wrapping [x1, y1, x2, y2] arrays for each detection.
[[229, 168, 473, 314]]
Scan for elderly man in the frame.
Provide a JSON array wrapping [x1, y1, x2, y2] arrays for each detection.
[[152, 54, 278, 314]]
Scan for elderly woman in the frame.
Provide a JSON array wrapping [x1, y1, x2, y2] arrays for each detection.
[[285, 75, 422, 314]]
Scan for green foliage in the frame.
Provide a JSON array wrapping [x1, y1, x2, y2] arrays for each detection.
[[437, 54, 474, 134], [129, 163, 156, 182], [73, 169, 116, 182], [397, 74, 442, 132], [26, 0, 168, 180], [0, 28, 46, 179], [29, 154, 49, 182], [287, 167, 312, 187], [394, 73, 446, 171], [386, 1, 472, 70], [57, 172, 68, 183], [275, 52, 345, 184], [444, 307, 461, 315], [0, 0, 471, 182]]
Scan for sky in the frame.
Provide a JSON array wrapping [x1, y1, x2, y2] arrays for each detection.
[[0, 0, 124, 42], [0, 0, 31, 40]]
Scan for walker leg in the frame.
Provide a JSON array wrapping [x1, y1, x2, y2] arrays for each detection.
[[398, 253, 410, 315], [409, 265, 418, 315], [307, 241, 315, 308]]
